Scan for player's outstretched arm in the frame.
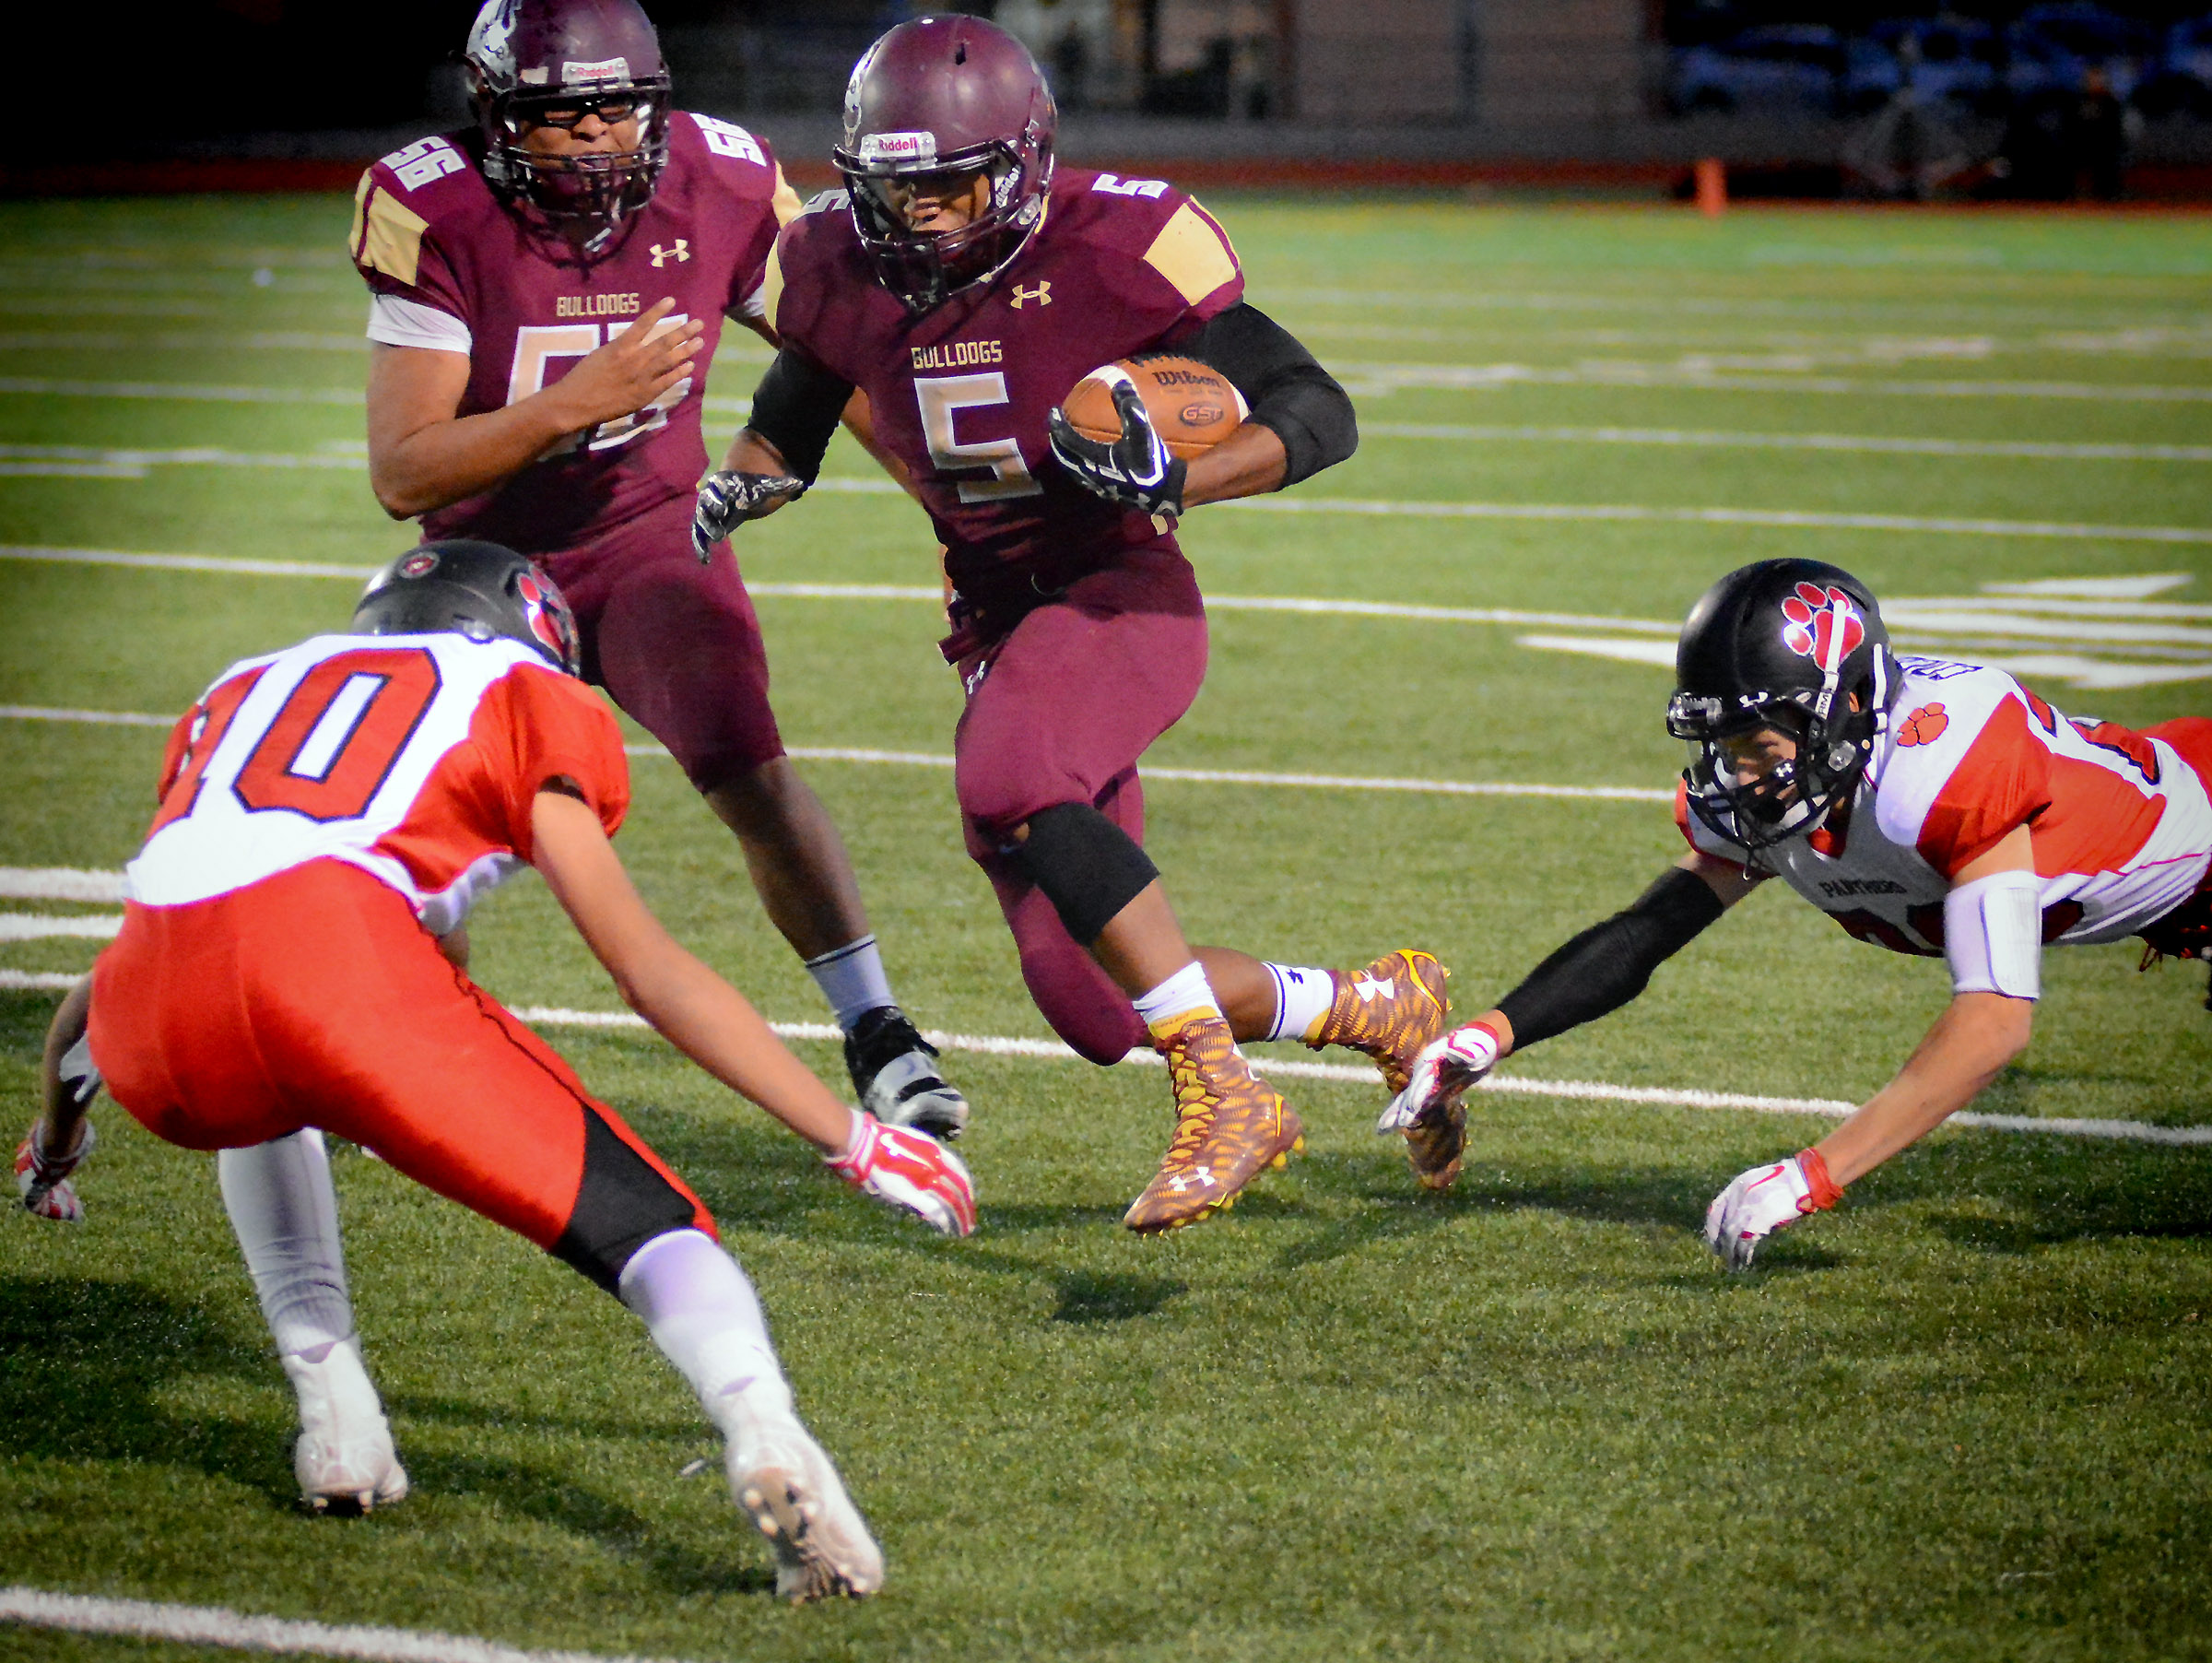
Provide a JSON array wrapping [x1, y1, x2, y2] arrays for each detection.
[[693, 347, 854, 555], [1705, 825, 2039, 1269], [529, 785, 974, 1234], [1382, 854, 1755, 1133], [368, 300, 704, 519], [18, 974, 99, 1221]]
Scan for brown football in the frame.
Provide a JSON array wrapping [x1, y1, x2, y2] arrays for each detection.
[[1060, 355, 1249, 460]]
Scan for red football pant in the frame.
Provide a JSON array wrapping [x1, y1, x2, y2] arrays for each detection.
[[89, 859, 712, 1291], [952, 546, 1208, 1063], [540, 496, 785, 795]]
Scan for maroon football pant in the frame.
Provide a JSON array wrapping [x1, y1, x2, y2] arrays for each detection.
[[953, 546, 1209, 1063], [538, 497, 784, 795], [89, 859, 714, 1294]]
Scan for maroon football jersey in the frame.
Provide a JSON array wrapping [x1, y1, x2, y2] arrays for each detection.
[[766, 168, 1244, 603], [349, 114, 799, 555]]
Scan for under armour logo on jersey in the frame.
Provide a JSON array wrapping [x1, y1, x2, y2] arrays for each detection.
[[651, 240, 690, 266], [1353, 975, 1395, 1003], [1009, 281, 1052, 309]]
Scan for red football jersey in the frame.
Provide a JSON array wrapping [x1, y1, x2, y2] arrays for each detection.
[[130, 634, 629, 936], [766, 169, 1245, 603], [349, 115, 800, 555]]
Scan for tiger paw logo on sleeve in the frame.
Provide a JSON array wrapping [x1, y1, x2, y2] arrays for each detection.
[[1896, 703, 1949, 747]]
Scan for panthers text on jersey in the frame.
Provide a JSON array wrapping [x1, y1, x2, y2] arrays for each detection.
[[764, 168, 1243, 608], [1677, 656, 2212, 955], [128, 633, 629, 935], [349, 114, 800, 554]]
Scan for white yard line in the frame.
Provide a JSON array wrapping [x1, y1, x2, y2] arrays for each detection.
[[1360, 423, 2212, 464], [0, 972, 2199, 1145], [0, 1587, 698, 1663], [0, 867, 124, 902], [0, 912, 119, 940]]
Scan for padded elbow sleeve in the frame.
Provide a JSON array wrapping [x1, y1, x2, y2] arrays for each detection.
[[1943, 869, 2042, 999], [1496, 867, 1726, 1051], [1018, 804, 1159, 946], [1182, 302, 1358, 485], [746, 348, 852, 485]]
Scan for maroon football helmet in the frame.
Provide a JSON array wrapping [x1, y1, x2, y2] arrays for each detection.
[[833, 16, 1057, 313], [465, 0, 673, 242]]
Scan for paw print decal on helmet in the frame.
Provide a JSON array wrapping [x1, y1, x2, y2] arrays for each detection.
[[1781, 582, 1865, 668]]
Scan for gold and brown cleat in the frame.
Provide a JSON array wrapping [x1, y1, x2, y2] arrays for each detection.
[[1307, 949, 1462, 1189], [1306, 949, 1452, 1096], [1124, 1009, 1305, 1234]]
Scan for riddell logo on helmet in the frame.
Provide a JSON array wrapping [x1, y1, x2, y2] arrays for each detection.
[[860, 131, 937, 165], [1780, 582, 1865, 666], [563, 57, 629, 82]]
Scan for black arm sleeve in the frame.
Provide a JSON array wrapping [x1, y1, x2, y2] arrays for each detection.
[[1181, 301, 1357, 487], [1494, 867, 1727, 1052], [745, 347, 853, 486]]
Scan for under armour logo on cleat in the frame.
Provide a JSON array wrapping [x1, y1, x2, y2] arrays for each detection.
[[651, 240, 690, 265], [1353, 976, 1394, 1003], [1008, 281, 1052, 309]]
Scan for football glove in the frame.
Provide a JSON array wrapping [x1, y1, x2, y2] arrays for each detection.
[[1702, 1149, 1841, 1271], [1047, 381, 1187, 519], [16, 1118, 94, 1223], [1376, 1022, 1502, 1136], [827, 1112, 976, 1237], [692, 470, 808, 560]]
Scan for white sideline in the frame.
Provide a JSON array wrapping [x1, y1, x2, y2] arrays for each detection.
[[1359, 422, 2212, 465], [0, 973, 2201, 1145], [0, 1586, 696, 1663]]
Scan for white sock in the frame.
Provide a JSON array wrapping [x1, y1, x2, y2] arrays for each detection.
[[806, 936, 898, 1032], [618, 1228, 794, 1443], [218, 1130, 356, 1363], [1133, 961, 1220, 1032], [1262, 962, 1337, 1043]]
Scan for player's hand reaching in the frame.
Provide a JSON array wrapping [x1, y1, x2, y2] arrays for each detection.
[[16, 1118, 94, 1222], [1047, 381, 1187, 518], [1702, 1150, 1841, 1270], [544, 297, 703, 431], [827, 1112, 976, 1237], [1376, 1022, 1501, 1137], [692, 470, 808, 559]]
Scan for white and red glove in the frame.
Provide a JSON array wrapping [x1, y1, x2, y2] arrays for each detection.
[[828, 1112, 976, 1237], [1703, 1148, 1842, 1270], [1376, 1022, 1503, 1136], [17, 1119, 95, 1222]]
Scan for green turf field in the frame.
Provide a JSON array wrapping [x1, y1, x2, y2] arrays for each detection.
[[2, 194, 2209, 1662]]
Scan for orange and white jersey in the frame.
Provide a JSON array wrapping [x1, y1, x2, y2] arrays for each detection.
[[1678, 655, 2212, 956], [127, 632, 629, 933]]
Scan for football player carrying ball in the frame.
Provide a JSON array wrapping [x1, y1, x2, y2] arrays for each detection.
[[694, 16, 1449, 1233], [1382, 560, 2212, 1268]]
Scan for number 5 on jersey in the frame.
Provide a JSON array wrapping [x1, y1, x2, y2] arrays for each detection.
[[510, 316, 693, 457]]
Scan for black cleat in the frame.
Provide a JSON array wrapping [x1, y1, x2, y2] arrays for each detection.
[[844, 1006, 969, 1140]]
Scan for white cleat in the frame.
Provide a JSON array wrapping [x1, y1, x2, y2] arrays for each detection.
[[726, 1419, 884, 1602], [283, 1336, 409, 1514]]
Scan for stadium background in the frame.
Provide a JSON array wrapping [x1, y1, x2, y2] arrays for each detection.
[[2, 3, 2209, 1660]]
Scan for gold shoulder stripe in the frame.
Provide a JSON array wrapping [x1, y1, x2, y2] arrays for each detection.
[[768, 162, 803, 228], [347, 172, 373, 262], [1141, 200, 1238, 306], [357, 183, 430, 288], [760, 240, 787, 335]]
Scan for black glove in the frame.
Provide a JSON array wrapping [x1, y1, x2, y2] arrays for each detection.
[[692, 470, 808, 560], [1046, 381, 1187, 519]]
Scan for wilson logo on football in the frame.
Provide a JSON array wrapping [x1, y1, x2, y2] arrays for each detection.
[[1780, 583, 1865, 666], [1896, 702, 1949, 747]]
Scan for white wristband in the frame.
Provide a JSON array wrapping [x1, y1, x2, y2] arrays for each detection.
[[1943, 867, 2042, 999]]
